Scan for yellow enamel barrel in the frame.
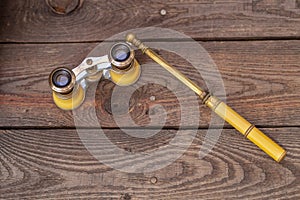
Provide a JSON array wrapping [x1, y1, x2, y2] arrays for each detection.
[[52, 85, 85, 110], [110, 59, 141, 86], [205, 96, 286, 162]]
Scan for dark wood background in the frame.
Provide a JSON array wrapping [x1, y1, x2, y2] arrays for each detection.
[[0, 0, 299, 199]]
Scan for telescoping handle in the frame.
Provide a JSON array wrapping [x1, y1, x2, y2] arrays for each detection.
[[126, 33, 286, 162], [205, 95, 286, 162]]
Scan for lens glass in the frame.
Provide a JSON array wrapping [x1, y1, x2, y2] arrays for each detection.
[[52, 69, 72, 88], [111, 44, 130, 62]]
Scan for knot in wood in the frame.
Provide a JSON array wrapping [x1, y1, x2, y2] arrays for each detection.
[[45, 0, 84, 15]]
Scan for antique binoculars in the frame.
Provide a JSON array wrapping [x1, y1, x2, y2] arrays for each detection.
[[49, 34, 286, 162], [49, 42, 141, 110]]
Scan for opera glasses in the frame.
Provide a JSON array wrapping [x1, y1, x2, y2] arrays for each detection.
[[49, 34, 286, 163], [49, 42, 141, 110]]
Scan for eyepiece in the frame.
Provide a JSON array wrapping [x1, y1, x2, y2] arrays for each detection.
[[49, 68, 76, 94], [52, 69, 72, 88], [109, 42, 134, 70], [111, 44, 131, 62]]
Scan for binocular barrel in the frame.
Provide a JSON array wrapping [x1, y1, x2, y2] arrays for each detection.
[[109, 43, 141, 86], [126, 33, 286, 162]]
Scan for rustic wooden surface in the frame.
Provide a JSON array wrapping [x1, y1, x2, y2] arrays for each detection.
[[1, 41, 299, 128], [0, 0, 300, 199], [0, 128, 299, 199], [1, 0, 300, 42]]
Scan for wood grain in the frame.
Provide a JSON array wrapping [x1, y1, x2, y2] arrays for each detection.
[[0, 41, 299, 128], [0, 0, 299, 42], [0, 128, 299, 199], [1, 0, 299, 199]]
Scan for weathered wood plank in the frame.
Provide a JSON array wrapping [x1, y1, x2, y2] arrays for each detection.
[[0, 41, 299, 128], [0, 128, 299, 199], [0, 0, 299, 42]]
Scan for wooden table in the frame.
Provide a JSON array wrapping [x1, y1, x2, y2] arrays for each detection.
[[0, 0, 299, 199]]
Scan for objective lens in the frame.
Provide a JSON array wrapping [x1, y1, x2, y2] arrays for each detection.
[[111, 44, 130, 62], [52, 69, 72, 88], [109, 43, 134, 70], [49, 67, 75, 95]]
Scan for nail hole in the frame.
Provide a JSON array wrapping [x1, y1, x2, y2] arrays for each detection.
[[149, 96, 156, 101], [160, 9, 167, 16], [150, 176, 158, 184]]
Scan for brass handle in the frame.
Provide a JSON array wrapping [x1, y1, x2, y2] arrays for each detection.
[[126, 33, 286, 162]]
